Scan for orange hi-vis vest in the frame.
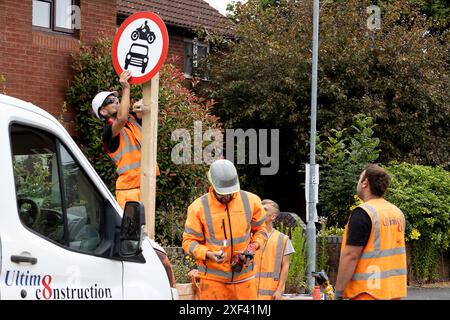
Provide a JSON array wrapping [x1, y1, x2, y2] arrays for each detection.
[[182, 187, 268, 283], [106, 114, 159, 191], [341, 198, 407, 300], [256, 229, 288, 300]]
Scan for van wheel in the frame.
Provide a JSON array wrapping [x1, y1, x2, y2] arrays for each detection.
[[125, 63, 129, 70]]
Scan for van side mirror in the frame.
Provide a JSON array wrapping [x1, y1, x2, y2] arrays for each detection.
[[119, 201, 145, 257]]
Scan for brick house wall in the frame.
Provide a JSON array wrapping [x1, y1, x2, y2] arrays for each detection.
[[0, 0, 116, 135]]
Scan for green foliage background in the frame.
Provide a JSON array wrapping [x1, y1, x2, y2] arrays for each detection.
[[317, 114, 380, 226], [385, 162, 450, 282], [202, 0, 450, 215]]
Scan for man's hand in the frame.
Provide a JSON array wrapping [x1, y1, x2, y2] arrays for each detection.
[[119, 70, 132, 89], [132, 99, 149, 117], [206, 250, 226, 264], [242, 243, 257, 266]]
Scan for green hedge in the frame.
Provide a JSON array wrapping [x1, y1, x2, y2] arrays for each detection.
[[385, 162, 450, 250], [385, 162, 450, 282]]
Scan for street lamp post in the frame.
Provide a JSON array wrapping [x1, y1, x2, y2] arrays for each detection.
[[306, 0, 320, 291]]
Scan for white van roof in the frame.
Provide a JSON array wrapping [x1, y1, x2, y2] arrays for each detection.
[[0, 94, 64, 127]]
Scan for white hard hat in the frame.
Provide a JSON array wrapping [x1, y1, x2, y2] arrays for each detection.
[[92, 91, 118, 120], [207, 159, 240, 195]]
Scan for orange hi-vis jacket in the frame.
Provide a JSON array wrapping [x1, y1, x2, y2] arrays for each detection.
[[182, 187, 268, 283], [106, 114, 159, 191], [341, 198, 407, 300], [255, 229, 288, 300]]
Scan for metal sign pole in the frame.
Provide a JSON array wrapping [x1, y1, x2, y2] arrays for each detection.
[[306, 0, 320, 292]]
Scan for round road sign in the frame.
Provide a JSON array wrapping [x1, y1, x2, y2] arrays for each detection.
[[112, 11, 169, 84]]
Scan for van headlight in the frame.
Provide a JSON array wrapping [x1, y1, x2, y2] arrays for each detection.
[[127, 54, 131, 60]]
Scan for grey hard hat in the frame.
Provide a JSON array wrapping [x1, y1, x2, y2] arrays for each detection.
[[207, 159, 240, 195]]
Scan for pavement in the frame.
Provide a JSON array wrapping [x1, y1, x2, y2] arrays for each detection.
[[405, 287, 450, 300]]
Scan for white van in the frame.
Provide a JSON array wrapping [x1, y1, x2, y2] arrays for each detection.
[[0, 94, 178, 300]]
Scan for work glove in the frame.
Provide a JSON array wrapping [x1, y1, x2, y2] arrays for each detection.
[[242, 243, 257, 266], [231, 252, 245, 273]]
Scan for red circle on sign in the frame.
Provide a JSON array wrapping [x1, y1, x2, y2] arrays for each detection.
[[112, 11, 169, 84]]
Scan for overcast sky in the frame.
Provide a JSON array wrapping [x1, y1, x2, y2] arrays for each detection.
[[205, 0, 246, 16]]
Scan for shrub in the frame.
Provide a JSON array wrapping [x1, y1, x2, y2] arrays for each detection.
[[167, 251, 197, 284], [285, 226, 307, 293], [385, 163, 450, 250], [318, 114, 380, 226], [316, 217, 330, 273], [0, 74, 6, 94], [66, 39, 222, 246], [385, 162, 450, 282]]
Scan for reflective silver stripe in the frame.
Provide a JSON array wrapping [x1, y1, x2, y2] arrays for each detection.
[[116, 161, 140, 175], [112, 129, 131, 162], [201, 192, 253, 246], [258, 289, 275, 296], [128, 116, 142, 133], [251, 216, 266, 228], [184, 227, 204, 239], [198, 263, 254, 278], [352, 268, 407, 281], [257, 232, 285, 280], [233, 233, 250, 245], [255, 230, 268, 240], [189, 241, 199, 255], [361, 204, 380, 252], [257, 272, 273, 278], [112, 129, 141, 163], [240, 191, 252, 225], [272, 233, 285, 280], [198, 266, 229, 278], [360, 247, 406, 259], [201, 194, 222, 245]]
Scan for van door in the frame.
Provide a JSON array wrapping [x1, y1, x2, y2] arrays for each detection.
[[0, 123, 123, 300]]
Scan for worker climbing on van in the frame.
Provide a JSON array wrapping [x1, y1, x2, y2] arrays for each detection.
[[92, 70, 159, 208], [182, 159, 268, 300], [255, 199, 294, 300]]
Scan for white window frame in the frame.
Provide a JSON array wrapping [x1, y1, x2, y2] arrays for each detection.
[[32, 0, 78, 34]]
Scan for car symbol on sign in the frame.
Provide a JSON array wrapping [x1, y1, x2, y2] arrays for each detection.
[[124, 43, 149, 73]]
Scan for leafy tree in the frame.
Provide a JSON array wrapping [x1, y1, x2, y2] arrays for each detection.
[[66, 39, 221, 246], [317, 114, 381, 226], [201, 0, 449, 214]]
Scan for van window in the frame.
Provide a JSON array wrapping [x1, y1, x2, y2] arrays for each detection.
[[60, 144, 102, 252], [11, 125, 65, 243], [10, 124, 104, 254]]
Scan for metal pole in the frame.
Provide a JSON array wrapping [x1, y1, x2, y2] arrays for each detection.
[[306, 0, 320, 291]]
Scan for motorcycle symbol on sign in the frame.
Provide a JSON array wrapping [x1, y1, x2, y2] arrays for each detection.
[[131, 21, 156, 44]]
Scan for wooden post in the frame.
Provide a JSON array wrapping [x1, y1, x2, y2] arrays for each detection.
[[141, 73, 159, 240]]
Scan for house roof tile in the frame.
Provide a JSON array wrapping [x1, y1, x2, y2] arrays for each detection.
[[117, 0, 234, 35]]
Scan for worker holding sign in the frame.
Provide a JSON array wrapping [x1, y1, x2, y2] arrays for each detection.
[[110, 11, 169, 238], [91, 71, 160, 208]]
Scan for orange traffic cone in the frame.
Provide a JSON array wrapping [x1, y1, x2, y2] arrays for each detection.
[[312, 286, 322, 300]]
